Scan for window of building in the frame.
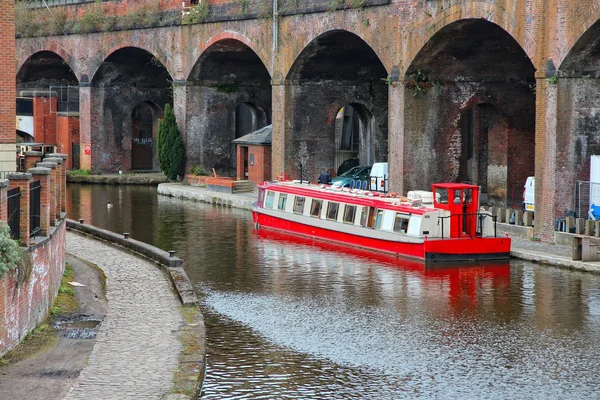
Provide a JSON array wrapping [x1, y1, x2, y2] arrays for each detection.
[[393, 213, 410, 233], [310, 199, 322, 217], [293, 196, 305, 214], [278, 194, 287, 211], [327, 202, 339, 220], [265, 192, 275, 208], [343, 205, 356, 224]]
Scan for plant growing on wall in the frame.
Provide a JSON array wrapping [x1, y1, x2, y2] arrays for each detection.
[[404, 69, 433, 97], [157, 104, 187, 181], [0, 222, 28, 278], [182, 1, 211, 24]]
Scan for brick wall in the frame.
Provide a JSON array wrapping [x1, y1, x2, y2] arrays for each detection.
[[0, 2, 15, 144], [0, 219, 66, 358]]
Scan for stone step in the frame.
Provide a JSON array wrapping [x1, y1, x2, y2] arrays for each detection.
[[233, 180, 254, 193]]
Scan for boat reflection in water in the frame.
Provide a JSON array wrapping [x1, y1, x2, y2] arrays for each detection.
[[254, 227, 510, 313]]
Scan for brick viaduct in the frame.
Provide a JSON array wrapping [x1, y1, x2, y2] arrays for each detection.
[[13, 0, 600, 240]]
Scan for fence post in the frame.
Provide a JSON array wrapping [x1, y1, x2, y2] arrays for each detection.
[[0, 179, 7, 222], [29, 167, 51, 236], [45, 153, 68, 213], [24, 151, 43, 171], [37, 161, 58, 225], [8, 173, 32, 245]]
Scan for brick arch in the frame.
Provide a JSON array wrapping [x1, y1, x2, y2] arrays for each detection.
[[404, 2, 531, 74], [282, 27, 390, 80], [185, 31, 271, 81], [556, 7, 600, 69], [89, 44, 174, 84], [17, 44, 79, 82]]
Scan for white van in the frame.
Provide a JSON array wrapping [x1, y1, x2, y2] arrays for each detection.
[[523, 176, 535, 212], [370, 162, 388, 192]]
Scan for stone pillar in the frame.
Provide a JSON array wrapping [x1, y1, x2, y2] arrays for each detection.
[[388, 79, 405, 194], [515, 210, 523, 226], [8, 173, 31, 244], [45, 156, 66, 215], [29, 167, 51, 236], [37, 161, 58, 225], [173, 81, 189, 171], [0, 179, 8, 222], [585, 219, 595, 236], [576, 218, 585, 234], [524, 211, 533, 227], [271, 79, 291, 180], [46, 153, 68, 213], [79, 84, 92, 170], [24, 151, 43, 171], [595, 221, 600, 237], [534, 72, 558, 241]]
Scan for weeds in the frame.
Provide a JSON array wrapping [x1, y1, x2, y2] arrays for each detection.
[[182, 2, 210, 24]]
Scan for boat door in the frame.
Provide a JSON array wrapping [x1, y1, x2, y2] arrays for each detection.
[[432, 183, 480, 238]]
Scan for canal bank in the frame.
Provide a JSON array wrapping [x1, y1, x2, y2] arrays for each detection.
[[157, 182, 600, 274]]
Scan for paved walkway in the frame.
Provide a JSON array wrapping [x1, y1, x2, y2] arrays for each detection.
[[64, 232, 183, 400]]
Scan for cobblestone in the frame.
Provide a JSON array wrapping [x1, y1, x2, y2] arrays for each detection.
[[64, 232, 183, 400]]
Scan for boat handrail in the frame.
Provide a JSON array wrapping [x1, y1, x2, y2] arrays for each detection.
[[437, 212, 498, 239]]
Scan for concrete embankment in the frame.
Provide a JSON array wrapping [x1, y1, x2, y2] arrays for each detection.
[[157, 183, 600, 275], [67, 173, 169, 185], [66, 220, 205, 399]]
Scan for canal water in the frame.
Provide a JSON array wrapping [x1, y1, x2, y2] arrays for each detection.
[[67, 184, 600, 399]]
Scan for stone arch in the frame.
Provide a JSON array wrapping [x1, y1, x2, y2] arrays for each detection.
[[403, 18, 536, 207], [185, 37, 272, 176], [283, 27, 390, 80], [17, 43, 78, 81], [188, 31, 271, 80], [17, 50, 79, 90], [555, 6, 600, 68], [284, 30, 388, 182], [89, 44, 175, 86], [404, 3, 532, 71]]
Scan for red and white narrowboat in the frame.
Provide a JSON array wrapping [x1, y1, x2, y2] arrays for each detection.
[[252, 180, 511, 264]]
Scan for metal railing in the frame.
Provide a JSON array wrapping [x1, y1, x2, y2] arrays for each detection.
[[437, 212, 498, 239], [7, 187, 21, 240], [30, 180, 41, 237]]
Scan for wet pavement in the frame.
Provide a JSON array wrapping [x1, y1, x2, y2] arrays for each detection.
[[64, 232, 184, 400]]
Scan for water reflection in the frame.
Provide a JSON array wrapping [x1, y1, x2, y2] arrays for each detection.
[[67, 184, 600, 399]]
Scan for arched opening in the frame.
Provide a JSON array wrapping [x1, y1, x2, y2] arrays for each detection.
[[17, 51, 80, 168], [556, 20, 600, 218], [131, 101, 163, 170], [187, 39, 271, 176], [333, 104, 374, 175], [405, 19, 535, 206], [91, 47, 172, 172], [285, 30, 388, 182]]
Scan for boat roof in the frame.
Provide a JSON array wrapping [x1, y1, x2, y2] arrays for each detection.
[[431, 182, 479, 190], [259, 181, 436, 215]]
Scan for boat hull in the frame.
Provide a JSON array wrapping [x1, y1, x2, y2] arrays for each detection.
[[252, 207, 511, 264]]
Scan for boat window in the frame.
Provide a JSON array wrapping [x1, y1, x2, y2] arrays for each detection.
[[366, 207, 377, 228], [343, 205, 356, 224], [278, 194, 288, 211], [360, 207, 368, 227], [293, 196, 305, 214], [393, 213, 410, 233], [374, 210, 384, 229], [436, 188, 449, 204], [310, 199, 322, 217], [327, 202, 339, 220], [265, 192, 275, 209], [407, 216, 422, 236]]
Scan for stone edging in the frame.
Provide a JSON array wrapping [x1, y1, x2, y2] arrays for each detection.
[[65, 219, 206, 399]]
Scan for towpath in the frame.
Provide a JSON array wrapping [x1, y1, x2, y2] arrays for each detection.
[[64, 232, 184, 400]]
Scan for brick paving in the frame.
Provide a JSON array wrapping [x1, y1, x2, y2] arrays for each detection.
[[64, 232, 183, 400]]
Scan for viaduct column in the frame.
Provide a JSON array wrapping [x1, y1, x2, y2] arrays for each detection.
[[271, 79, 292, 180], [79, 83, 93, 170], [387, 80, 405, 195], [173, 81, 189, 172], [0, 2, 15, 173], [534, 70, 558, 241]]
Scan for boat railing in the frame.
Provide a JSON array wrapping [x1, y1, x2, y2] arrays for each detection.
[[437, 212, 498, 239]]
